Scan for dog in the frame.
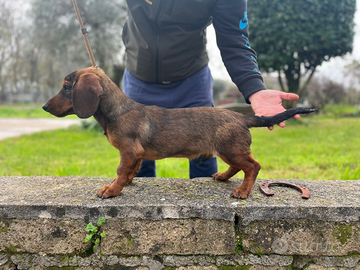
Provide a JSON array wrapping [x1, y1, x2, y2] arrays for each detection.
[[42, 67, 316, 199]]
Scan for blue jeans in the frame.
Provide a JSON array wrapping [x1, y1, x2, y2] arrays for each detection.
[[122, 66, 218, 178]]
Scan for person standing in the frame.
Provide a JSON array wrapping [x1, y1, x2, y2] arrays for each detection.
[[122, 0, 299, 178]]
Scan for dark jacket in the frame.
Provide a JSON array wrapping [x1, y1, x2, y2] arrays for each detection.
[[123, 0, 266, 102]]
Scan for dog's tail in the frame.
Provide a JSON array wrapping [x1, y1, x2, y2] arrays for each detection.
[[245, 108, 317, 128]]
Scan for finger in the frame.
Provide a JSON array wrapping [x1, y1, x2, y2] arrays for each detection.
[[268, 125, 274, 131], [278, 121, 286, 128], [280, 92, 299, 101], [292, 114, 301, 119]]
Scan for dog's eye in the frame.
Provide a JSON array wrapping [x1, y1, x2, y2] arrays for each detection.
[[63, 85, 71, 92]]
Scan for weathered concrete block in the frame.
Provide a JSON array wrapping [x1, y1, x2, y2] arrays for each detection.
[[0, 219, 88, 254], [101, 218, 235, 255], [216, 254, 292, 267], [245, 255, 293, 267], [10, 254, 33, 270], [1, 177, 360, 269], [240, 219, 360, 256], [163, 255, 215, 267], [248, 267, 288, 270], [314, 256, 360, 268], [0, 254, 9, 266], [176, 267, 218, 270]]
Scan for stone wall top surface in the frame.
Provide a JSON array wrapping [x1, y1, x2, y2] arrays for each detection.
[[1, 176, 359, 224]]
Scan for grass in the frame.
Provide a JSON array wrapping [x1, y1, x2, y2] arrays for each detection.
[[250, 117, 360, 180], [0, 126, 119, 177], [319, 104, 360, 118], [0, 104, 50, 118], [0, 110, 359, 180], [0, 104, 77, 118]]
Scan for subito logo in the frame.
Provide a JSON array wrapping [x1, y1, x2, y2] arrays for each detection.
[[271, 238, 289, 254]]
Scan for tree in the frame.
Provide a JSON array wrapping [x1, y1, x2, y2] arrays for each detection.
[[0, 0, 127, 104], [345, 59, 360, 86], [212, 79, 229, 104], [306, 77, 346, 108], [30, 0, 127, 87], [0, 0, 12, 102], [0, 0, 32, 104], [248, 0, 356, 107]]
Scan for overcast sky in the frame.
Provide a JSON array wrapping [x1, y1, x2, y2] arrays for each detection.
[[207, 0, 360, 88]]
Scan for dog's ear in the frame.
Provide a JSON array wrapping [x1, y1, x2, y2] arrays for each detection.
[[72, 72, 103, 119]]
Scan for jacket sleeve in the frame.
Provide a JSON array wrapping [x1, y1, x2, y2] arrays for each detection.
[[211, 0, 266, 103]]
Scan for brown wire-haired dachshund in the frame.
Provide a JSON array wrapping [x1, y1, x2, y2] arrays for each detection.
[[43, 67, 315, 199]]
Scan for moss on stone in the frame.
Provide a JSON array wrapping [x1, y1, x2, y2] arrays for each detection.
[[333, 224, 353, 245], [7, 245, 16, 253], [235, 232, 244, 254], [254, 246, 263, 256], [124, 231, 132, 247]]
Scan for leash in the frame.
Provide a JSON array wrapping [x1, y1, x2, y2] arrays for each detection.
[[71, 0, 97, 67]]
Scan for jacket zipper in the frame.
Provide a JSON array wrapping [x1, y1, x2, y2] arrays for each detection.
[[154, 0, 165, 83]]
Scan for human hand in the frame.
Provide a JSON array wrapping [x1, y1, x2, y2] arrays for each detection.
[[249, 90, 300, 130]]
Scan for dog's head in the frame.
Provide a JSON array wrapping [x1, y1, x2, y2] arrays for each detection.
[[42, 67, 103, 119]]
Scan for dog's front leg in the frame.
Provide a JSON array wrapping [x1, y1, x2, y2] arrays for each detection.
[[97, 155, 143, 199]]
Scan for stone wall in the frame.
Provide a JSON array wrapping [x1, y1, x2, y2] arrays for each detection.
[[0, 176, 360, 270]]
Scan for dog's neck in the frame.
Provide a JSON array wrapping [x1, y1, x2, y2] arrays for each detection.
[[93, 76, 143, 135]]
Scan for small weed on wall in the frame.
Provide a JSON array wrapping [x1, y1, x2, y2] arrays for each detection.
[[84, 217, 106, 252]]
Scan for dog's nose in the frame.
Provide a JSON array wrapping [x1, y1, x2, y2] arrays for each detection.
[[42, 104, 49, 112]]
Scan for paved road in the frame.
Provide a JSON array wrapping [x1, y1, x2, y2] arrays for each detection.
[[0, 118, 83, 141]]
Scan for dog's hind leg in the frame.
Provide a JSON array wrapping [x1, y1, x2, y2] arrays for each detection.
[[215, 153, 260, 199], [213, 151, 246, 181], [231, 154, 261, 199], [213, 164, 240, 182], [97, 153, 143, 199]]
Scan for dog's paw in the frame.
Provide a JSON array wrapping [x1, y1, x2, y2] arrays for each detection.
[[97, 185, 110, 199], [212, 172, 229, 182], [231, 187, 250, 199], [97, 185, 119, 199]]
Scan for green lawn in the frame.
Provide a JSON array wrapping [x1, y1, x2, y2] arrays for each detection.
[[0, 105, 77, 118], [250, 117, 360, 180], [0, 113, 359, 180], [0, 105, 50, 118]]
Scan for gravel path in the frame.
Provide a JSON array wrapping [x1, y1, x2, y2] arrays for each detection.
[[0, 118, 83, 141]]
